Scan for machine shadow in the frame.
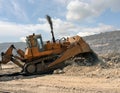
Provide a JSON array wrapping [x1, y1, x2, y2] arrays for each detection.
[[0, 72, 51, 82]]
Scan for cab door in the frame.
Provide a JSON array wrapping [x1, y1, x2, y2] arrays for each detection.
[[36, 35, 44, 51]]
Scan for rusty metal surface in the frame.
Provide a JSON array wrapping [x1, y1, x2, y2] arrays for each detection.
[[48, 36, 92, 67]]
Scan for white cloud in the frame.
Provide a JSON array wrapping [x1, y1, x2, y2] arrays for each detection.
[[53, 20, 116, 37], [77, 24, 115, 36], [53, 18, 75, 36], [66, 0, 95, 21], [0, 18, 75, 42], [66, 0, 120, 21], [91, 0, 120, 12], [20, 37, 26, 42], [0, 18, 117, 42], [0, 21, 29, 36], [0, 0, 119, 43], [0, 20, 50, 42], [38, 18, 46, 23], [53, 0, 72, 5]]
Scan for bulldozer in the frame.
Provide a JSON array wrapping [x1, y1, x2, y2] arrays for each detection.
[[0, 15, 98, 74]]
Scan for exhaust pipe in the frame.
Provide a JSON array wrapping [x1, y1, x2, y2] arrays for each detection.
[[46, 15, 56, 43]]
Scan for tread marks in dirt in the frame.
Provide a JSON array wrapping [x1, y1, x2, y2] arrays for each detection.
[[0, 72, 44, 81]]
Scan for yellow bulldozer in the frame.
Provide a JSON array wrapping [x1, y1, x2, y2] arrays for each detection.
[[0, 15, 98, 74]]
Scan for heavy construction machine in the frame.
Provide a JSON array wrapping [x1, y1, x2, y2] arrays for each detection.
[[0, 15, 98, 74]]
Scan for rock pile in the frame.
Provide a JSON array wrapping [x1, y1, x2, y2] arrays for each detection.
[[61, 52, 120, 78], [102, 52, 120, 63]]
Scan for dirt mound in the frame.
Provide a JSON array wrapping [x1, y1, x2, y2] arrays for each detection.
[[102, 52, 120, 64], [62, 53, 120, 78]]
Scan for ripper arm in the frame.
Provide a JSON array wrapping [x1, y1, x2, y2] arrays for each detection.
[[0, 45, 24, 68]]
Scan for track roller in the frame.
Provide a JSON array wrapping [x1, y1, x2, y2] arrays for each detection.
[[24, 64, 36, 74]]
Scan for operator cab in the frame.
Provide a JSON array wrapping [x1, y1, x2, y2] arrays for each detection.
[[26, 33, 44, 51]]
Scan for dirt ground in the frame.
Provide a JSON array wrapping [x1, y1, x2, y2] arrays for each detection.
[[0, 59, 120, 93]]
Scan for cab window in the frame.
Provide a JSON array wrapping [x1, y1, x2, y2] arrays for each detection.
[[36, 37, 44, 51]]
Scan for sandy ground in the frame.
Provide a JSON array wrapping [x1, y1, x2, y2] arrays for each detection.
[[0, 61, 120, 93], [0, 75, 120, 93]]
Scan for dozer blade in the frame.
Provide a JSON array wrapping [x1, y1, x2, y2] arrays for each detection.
[[48, 36, 93, 68]]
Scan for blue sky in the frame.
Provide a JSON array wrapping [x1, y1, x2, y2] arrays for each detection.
[[0, 0, 120, 42]]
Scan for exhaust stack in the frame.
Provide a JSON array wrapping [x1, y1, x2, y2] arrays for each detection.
[[46, 15, 56, 43]]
